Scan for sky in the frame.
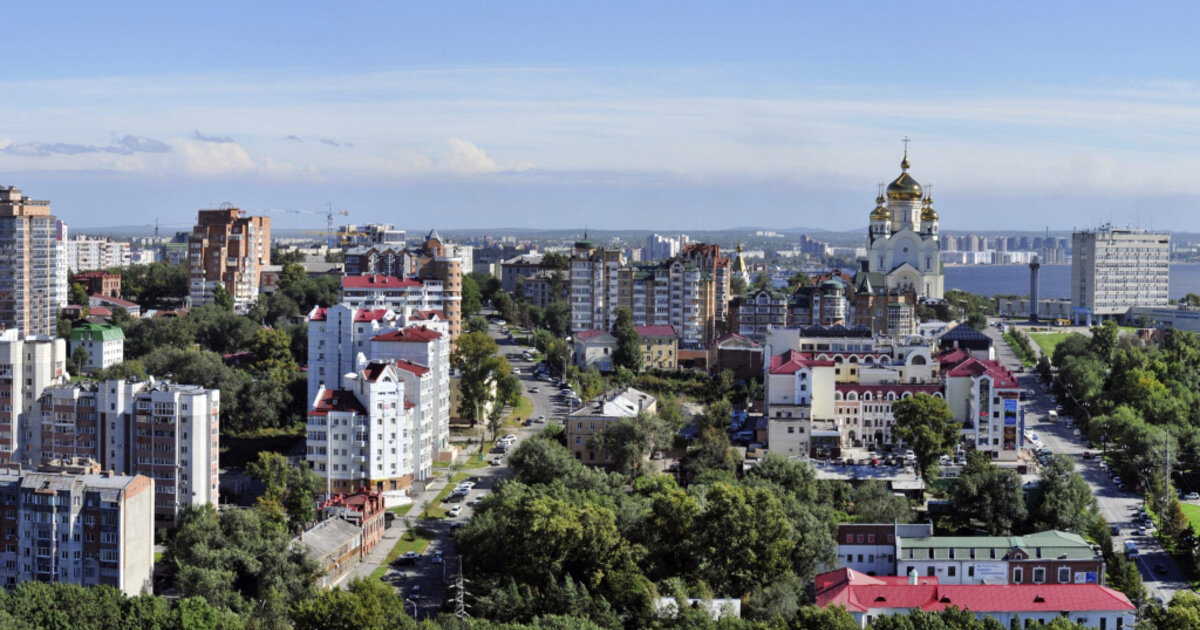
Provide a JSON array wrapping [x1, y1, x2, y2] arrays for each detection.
[[5, 2, 1200, 233]]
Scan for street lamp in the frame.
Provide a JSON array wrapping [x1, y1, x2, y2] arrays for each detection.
[[405, 598, 418, 620]]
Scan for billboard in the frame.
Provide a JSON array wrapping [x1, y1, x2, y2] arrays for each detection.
[[1003, 398, 1018, 426]]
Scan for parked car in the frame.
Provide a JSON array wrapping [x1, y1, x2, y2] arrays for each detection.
[[432, 551, 444, 564], [410, 585, 422, 598], [1111, 525, 1120, 535], [1081, 451, 1093, 459], [448, 505, 463, 517]]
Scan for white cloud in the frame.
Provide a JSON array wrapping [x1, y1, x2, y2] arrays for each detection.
[[172, 138, 256, 176]]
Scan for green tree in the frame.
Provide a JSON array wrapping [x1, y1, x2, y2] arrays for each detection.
[[462, 272, 483, 316], [1089, 320, 1120, 362], [71, 345, 90, 374], [950, 451, 1027, 535], [247, 451, 320, 531], [966, 312, 988, 331], [730, 274, 748, 297], [69, 282, 89, 307], [247, 327, 299, 383], [466, 315, 490, 334], [544, 300, 572, 337], [212, 284, 235, 312], [693, 482, 795, 595], [587, 412, 671, 477], [452, 332, 511, 426], [611, 307, 643, 373], [751, 271, 771, 292], [852, 480, 914, 523], [290, 578, 415, 630], [892, 393, 960, 481], [94, 360, 147, 381], [278, 263, 307, 291], [786, 271, 811, 293], [1034, 454, 1099, 533], [542, 252, 570, 270]]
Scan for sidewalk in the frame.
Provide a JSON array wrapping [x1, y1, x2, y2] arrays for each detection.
[[337, 468, 456, 587]]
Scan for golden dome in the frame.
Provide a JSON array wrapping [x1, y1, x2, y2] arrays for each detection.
[[886, 155, 922, 201], [921, 196, 938, 222], [870, 194, 890, 221]]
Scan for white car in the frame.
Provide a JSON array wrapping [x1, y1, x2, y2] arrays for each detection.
[[456, 481, 476, 490], [1185, 492, 1200, 501], [448, 505, 463, 517]]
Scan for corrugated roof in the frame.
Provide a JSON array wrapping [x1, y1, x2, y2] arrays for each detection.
[[370, 326, 442, 342], [342, 275, 423, 289], [769, 349, 835, 374]]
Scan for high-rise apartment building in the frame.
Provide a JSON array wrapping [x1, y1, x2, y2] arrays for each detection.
[[38, 379, 220, 526], [0, 330, 70, 464], [339, 275, 448, 316], [54, 221, 69, 312], [0, 187, 64, 337], [341, 230, 462, 339], [1071, 225, 1170, 324], [0, 469, 153, 595], [65, 236, 131, 272], [187, 207, 271, 309]]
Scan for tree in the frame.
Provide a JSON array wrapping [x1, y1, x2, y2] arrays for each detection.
[[950, 451, 1027, 535], [290, 578, 415, 630], [212, 284, 234, 312], [851, 480, 914, 523], [466, 315, 490, 334], [278, 263, 307, 292], [587, 412, 671, 477], [892, 393, 960, 481], [611, 307, 643, 373], [751, 271, 771, 292], [1089, 320, 1120, 362], [69, 282, 89, 307], [247, 327, 298, 383], [966, 312, 988, 331], [730, 274, 748, 297], [247, 451, 320, 530], [542, 252, 570, 271], [451, 332, 509, 425], [786, 271, 811, 293], [1034, 454, 1098, 534], [71, 345, 90, 374], [544, 300, 572, 337], [462, 273, 483, 316], [692, 482, 795, 595]]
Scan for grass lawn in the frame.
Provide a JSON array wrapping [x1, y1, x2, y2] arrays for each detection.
[[388, 503, 413, 516], [503, 395, 533, 428], [1180, 502, 1200, 534], [422, 472, 471, 519], [370, 528, 436, 581], [1030, 332, 1071, 360], [154, 551, 163, 563], [433, 460, 452, 468]]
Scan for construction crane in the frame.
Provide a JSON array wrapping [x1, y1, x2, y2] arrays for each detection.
[[267, 204, 349, 248]]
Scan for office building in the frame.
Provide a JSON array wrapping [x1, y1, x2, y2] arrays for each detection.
[[0, 469, 154, 595], [187, 207, 271, 309], [38, 380, 220, 526], [1071, 225, 1169, 324], [0, 187, 64, 337]]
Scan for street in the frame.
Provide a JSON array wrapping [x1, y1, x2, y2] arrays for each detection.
[[985, 320, 1186, 604]]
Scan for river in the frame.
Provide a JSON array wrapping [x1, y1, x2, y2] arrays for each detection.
[[944, 263, 1200, 300]]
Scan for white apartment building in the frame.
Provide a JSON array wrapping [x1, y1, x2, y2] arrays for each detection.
[[765, 351, 836, 459], [68, 323, 124, 372], [0, 330, 70, 464], [1071, 225, 1169, 324], [38, 379, 220, 527], [54, 221, 69, 311], [338, 275, 446, 316], [306, 362, 417, 495], [66, 236, 131, 272], [369, 327, 451, 467], [0, 470, 154, 595]]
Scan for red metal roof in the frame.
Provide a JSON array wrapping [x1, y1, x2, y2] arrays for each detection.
[[308, 389, 367, 416], [342, 275, 423, 289], [392, 359, 431, 376], [635, 325, 678, 338], [353, 309, 390, 323], [311, 307, 327, 321], [361, 362, 390, 383], [769, 349, 835, 374], [412, 309, 445, 320], [88, 307, 113, 317], [574, 329, 611, 341], [370, 326, 442, 342], [944, 355, 1019, 388], [815, 568, 1134, 615]]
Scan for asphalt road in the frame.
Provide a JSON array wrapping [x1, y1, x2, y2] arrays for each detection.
[[985, 320, 1185, 604], [390, 317, 565, 619]]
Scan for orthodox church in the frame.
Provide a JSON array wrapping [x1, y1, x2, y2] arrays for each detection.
[[863, 149, 944, 300]]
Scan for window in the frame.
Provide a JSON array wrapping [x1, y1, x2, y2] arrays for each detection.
[[1033, 567, 1045, 583], [968, 566, 974, 577], [947, 566, 956, 576], [926, 566, 935, 577], [1013, 567, 1023, 583], [1058, 567, 1070, 583]]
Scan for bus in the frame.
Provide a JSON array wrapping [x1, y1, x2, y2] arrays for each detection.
[[1124, 540, 1139, 558], [1054, 318, 1072, 327]]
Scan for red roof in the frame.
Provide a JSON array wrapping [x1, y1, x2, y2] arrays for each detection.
[[835, 383, 944, 396], [90, 294, 138, 308], [311, 307, 327, 321], [413, 309, 445, 320], [815, 568, 1134, 615], [635, 325, 678, 339], [342, 275, 423, 289], [354, 309, 390, 323], [937, 347, 972, 368], [944, 355, 1019, 388], [574, 329, 612, 341], [711, 332, 762, 348], [89, 307, 113, 317], [308, 389, 368, 416], [392, 359, 430, 376], [769, 349, 835, 374], [362, 362, 390, 382], [370, 326, 443, 343]]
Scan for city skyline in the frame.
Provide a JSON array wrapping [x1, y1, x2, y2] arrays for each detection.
[[5, 3, 1200, 231]]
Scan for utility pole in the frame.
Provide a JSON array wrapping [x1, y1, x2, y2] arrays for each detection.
[[453, 555, 470, 620]]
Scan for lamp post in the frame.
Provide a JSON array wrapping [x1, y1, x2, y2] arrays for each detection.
[[405, 598, 418, 620]]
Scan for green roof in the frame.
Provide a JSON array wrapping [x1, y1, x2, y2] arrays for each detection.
[[69, 323, 124, 343], [899, 530, 1095, 561]]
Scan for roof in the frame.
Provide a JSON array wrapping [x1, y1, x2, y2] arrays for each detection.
[[570, 386, 656, 418], [296, 517, 363, 562], [574, 329, 613, 342], [939, 324, 992, 344], [815, 568, 1132, 615], [635, 325, 679, 339], [342, 275, 423, 289], [943, 355, 1019, 389], [361, 362, 391, 383], [711, 333, 762, 349], [835, 383, 943, 396], [88, 307, 112, 317], [309, 389, 368, 416], [900, 530, 1096, 560], [370, 326, 443, 343], [412, 309, 445, 321], [310, 307, 327, 321], [769, 349, 835, 374], [791, 324, 873, 338], [90, 294, 138, 308], [354, 309, 391, 323], [392, 359, 430, 376]]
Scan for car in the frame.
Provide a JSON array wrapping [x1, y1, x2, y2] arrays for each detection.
[[1056, 404, 1064, 413], [535, 415, 546, 423], [870, 457, 880, 467], [1186, 492, 1200, 501], [432, 551, 444, 564], [1111, 525, 1120, 535], [502, 434, 517, 441], [1112, 476, 1123, 486], [844, 457, 856, 466], [1031, 432, 1040, 442], [529, 387, 540, 393], [833, 457, 845, 466], [410, 585, 422, 598], [393, 551, 420, 566], [456, 481, 476, 490], [652, 450, 664, 460], [1154, 563, 1167, 575], [448, 505, 463, 517], [1073, 429, 1081, 437], [1081, 451, 1093, 459], [490, 457, 503, 466], [471, 495, 485, 506]]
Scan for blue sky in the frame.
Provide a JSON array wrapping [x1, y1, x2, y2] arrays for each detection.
[[5, 2, 1200, 232]]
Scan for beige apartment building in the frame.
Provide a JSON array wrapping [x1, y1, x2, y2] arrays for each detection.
[[0, 187, 64, 337], [188, 206, 271, 309]]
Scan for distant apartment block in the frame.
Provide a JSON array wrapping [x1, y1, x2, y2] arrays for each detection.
[[1071, 225, 1169, 324], [342, 230, 463, 339], [187, 207, 271, 309], [66, 237, 131, 272], [0, 331, 70, 464], [0, 187, 64, 337], [38, 380, 220, 527], [0, 469, 154, 595]]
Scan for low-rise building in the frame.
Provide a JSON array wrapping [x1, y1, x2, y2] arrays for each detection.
[[566, 387, 656, 465], [88, 295, 141, 318], [837, 523, 934, 576], [572, 326, 680, 372], [299, 488, 387, 588], [896, 530, 1103, 586], [73, 271, 121, 298], [815, 568, 1134, 629], [706, 333, 763, 382], [501, 253, 544, 293], [68, 323, 124, 372]]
